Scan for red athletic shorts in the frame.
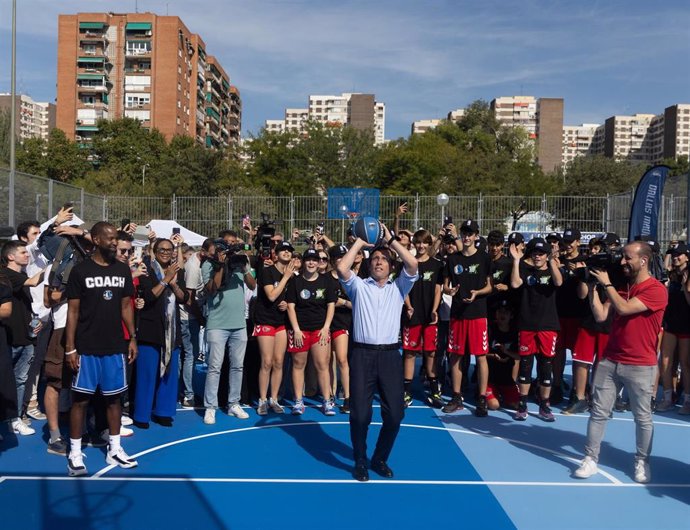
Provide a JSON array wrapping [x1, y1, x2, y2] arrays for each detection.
[[403, 324, 438, 352], [253, 324, 286, 337], [486, 382, 520, 404], [572, 328, 610, 365], [448, 318, 488, 356], [287, 329, 329, 353], [331, 329, 349, 340], [519, 330, 558, 358], [556, 318, 580, 351]]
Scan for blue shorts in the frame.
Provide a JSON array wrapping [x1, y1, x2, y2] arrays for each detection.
[[72, 353, 128, 396]]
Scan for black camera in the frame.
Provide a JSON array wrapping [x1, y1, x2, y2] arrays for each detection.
[[213, 239, 251, 270], [254, 213, 277, 260], [573, 244, 624, 282]]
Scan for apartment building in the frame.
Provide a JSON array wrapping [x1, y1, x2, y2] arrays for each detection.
[[491, 96, 538, 137], [411, 119, 441, 135], [447, 108, 465, 122], [0, 94, 56, 141], [561, 123, 600, 166], [661, 103, 690, 161], [56, 12, 240, 149], [267, 92, 385, 144]]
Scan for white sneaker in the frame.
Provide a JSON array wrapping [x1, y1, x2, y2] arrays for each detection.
[[100, 426, 134, 442], [228, 403, 249, 419], [121, 415, 134, 426], [257, 399, 268, 416], [268, 398, 284, 414], [67, 452, 88, 476], [634, 458, 651, 483], [106, 445, 138, 469], [26, 407, 47, 421], [12, 419, 35, 436], [203, 408, 216, 425], [573, 456, 598, 479]]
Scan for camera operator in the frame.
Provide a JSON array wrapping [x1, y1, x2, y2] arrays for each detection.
[[201, 238, 256, 425], [574, 241, 667, 484]]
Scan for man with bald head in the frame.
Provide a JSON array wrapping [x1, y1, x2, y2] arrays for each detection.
[[573, 242, 667, 484]]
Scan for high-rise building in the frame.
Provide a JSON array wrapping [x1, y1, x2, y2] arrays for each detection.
[[56, 12, 240, 149], [491, 96, 538, 137], [535, 98, 564, 173], [0, 94, 56, 141], [267, 92, 385, 144], [411, 119, 441, 135], [447, 108, 465, 122], [661, 103, 690, 161], [561, 123, 600, 166]]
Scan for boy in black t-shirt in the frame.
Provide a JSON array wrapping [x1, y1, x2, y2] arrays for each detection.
[[442, 220, 492, 417], [64, 222, 138, 476], [510, 237, 563, 422], [486, 301, 520, 410], [402, 230, 444, 408]]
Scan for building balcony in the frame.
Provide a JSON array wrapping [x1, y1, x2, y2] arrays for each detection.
[[77, 84, 108, 93]]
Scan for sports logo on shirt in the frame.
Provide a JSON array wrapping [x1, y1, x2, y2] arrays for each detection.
[[103, 290, 113, 301], [454, 264, 464, 275], [527, 275, 537, 286], [315, 288, 325, 300], [300, 289, 311, 300], [468, 264, 479, 274], [492, 270, 503, 280], [423, 271, 434, 281], [539, 276, 551, 285]]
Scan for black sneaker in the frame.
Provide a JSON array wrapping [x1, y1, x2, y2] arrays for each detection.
[[47, 437, 68, 456], [538, 403, 556, 422], [67, 452, 88, 477], [403, 392, 413, 408], [442, 394, 463, 413], [562, 397, 589, 415], [82, 432, 107, 448], [427, 392, 445, 409], [475, 395, 488, 417], [339, 398, 350, 414], [514, 402, 528, 421]]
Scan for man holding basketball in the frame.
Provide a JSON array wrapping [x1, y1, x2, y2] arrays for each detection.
[[337, 218, 418, 482]]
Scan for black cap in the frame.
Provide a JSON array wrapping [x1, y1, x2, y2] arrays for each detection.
[[508, 232, 524, 245], [546, 232, 562, 242], [303, 248, 319, 261], [670, 242, 689, 257], [602, 232, 621, 246], [460, 219, 479, 233], [526, 237, 548, 254], [328, 244, 348, 259], [475, 236, 487, 252], [634, 235, 660, 253], [562, 228, 581, 243], [274, 241, 294, 253]]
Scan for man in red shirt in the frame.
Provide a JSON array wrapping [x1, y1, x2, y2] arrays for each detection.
[[573, 241, 667, 484]]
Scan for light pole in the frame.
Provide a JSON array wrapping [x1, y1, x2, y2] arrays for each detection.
[[142, 163, 149, 191], [436, 193, 449, 228], [9, 0, 17, 227], [339, 204, 349, 243]]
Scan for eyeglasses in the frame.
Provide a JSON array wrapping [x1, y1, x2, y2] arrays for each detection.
[[156, 247, 174, 254], [118, 248, 134, 255], [318, 257, 328, 262]]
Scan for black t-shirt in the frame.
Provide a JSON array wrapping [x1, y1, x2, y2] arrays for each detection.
[[516, 262, 560, 331], [0, 281, 13, 350], [581, 284, 611, 334], [487, 255, 513, 311], [0, 268, 33, 346], [488, 325, 518, 386], [254, 265, 289, 327], [286, 273, 337, 331], [329, 273, 352, 331], [404, 257, 444, 326], [66, 258, 134, 356], [445, 251, 490, 319], [664, 279, 690, 334], [556, 257, 589, 319]]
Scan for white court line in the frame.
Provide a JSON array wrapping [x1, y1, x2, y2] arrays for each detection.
[[1, 475, 689, 487], [92, 421, 621, 485]]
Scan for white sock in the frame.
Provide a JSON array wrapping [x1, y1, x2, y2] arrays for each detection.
[[69, 437, 82, 456], [109, 434, 121, 452]]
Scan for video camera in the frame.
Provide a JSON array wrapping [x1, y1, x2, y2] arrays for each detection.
[[573, 243, 624, 282], [212, 238, 251, 270], [254, 213, 277, 260]]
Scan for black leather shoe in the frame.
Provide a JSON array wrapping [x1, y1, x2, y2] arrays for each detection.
[[132, 420, 149, 429], [152, 415, 173, 427], [353, 464, 369, 482], [371, 460, 394, 478]]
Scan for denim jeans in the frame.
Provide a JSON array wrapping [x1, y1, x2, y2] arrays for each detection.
[[179, 317, 201, 400], [204, 328, 247, 409], [11, 344, 35, 413], [585, 358, 657, 463]]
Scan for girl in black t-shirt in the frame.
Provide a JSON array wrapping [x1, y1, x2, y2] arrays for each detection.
[[328, 245, 353, 413], [286, 249, 337, 416], [253, 242, 297, 415]]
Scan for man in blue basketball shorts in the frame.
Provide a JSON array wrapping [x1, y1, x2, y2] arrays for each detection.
[[64, 222, 139, 476]]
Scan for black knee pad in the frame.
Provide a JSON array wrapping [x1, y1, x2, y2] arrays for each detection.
[[518, 355, 534, 385], [538, 356, 553, 387]]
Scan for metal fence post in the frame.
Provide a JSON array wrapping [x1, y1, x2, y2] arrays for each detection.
[[414, 193, 419, 230], [171, 194, 177, 220], [605, 193, 610, 233], [477, 192, 483, 230], [47, 179, 53, 216], [80, 188, 85, 217], [541, 194, 548, 231], [290, 194, 295, 237], [102, 196, 107, 221], [227, 194, 233, 229]]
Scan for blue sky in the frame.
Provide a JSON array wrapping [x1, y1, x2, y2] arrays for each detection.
[[0, 0, 688, 140]]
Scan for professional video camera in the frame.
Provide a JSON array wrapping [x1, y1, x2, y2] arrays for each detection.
[[573, 243, 624, 282], [254, 213, 277, 260], [212, 238, 252, 270]]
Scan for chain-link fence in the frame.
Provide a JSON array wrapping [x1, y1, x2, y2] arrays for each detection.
[[1, 168, 686, 246]]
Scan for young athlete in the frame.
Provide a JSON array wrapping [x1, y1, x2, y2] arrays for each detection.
[[485, 300, 520, 410]]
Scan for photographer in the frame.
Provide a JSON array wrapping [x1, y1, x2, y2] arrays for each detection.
[[574, 241, 667, 484], [201, 238, 256, 425]]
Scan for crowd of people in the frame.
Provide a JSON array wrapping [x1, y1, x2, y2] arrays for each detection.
[[0, 203, 686, 482]]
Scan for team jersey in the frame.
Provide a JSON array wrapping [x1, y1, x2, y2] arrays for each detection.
[[254, 265, 289, 327], [286, 273, 337, 331], [556, 256, 589, 319], [329, 273, 352, 331], [663, 276, 690, 334], [66, 258, 134, 356], [445, 251, 491, 319], [404, 257, 444, 326], [515, 261, 560, 331]]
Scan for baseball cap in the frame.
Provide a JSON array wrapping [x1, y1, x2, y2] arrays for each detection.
[[303, 248, 319, 261], [562, 228, 581, 243], [508, 232, 524, 245], [459, 219, 479, 233], [634, 235, 660, 253], [545, 232, 562, 243], [670, 242, 689, 257], [526, 237, 548, 254], [328, 244, 348, 259], [274, 241, 294, 253], [475, 236, 487, 252], [601, 232, 621, 246]]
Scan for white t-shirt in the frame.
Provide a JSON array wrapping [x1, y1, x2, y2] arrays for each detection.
[[181, 252, 204, 321], [27, 239, 50, 321]]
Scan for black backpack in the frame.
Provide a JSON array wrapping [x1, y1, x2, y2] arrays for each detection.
[[38, 229, 89, 288]]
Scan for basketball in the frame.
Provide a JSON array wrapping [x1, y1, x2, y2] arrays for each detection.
[[352, 216, 385, 245]]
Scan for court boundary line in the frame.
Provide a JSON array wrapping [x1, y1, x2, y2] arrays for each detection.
[[89, 421, 623, 484]]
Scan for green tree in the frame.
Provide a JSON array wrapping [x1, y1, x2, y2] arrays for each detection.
[[557, 156, 642, 196], [16, 136, 47, 175], [0, 108, 14, 167], [44, 128, 91, 182]]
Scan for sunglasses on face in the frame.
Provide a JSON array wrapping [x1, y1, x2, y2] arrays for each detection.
[[318, 257, 328, 262], [118, 248, 134, 255]]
